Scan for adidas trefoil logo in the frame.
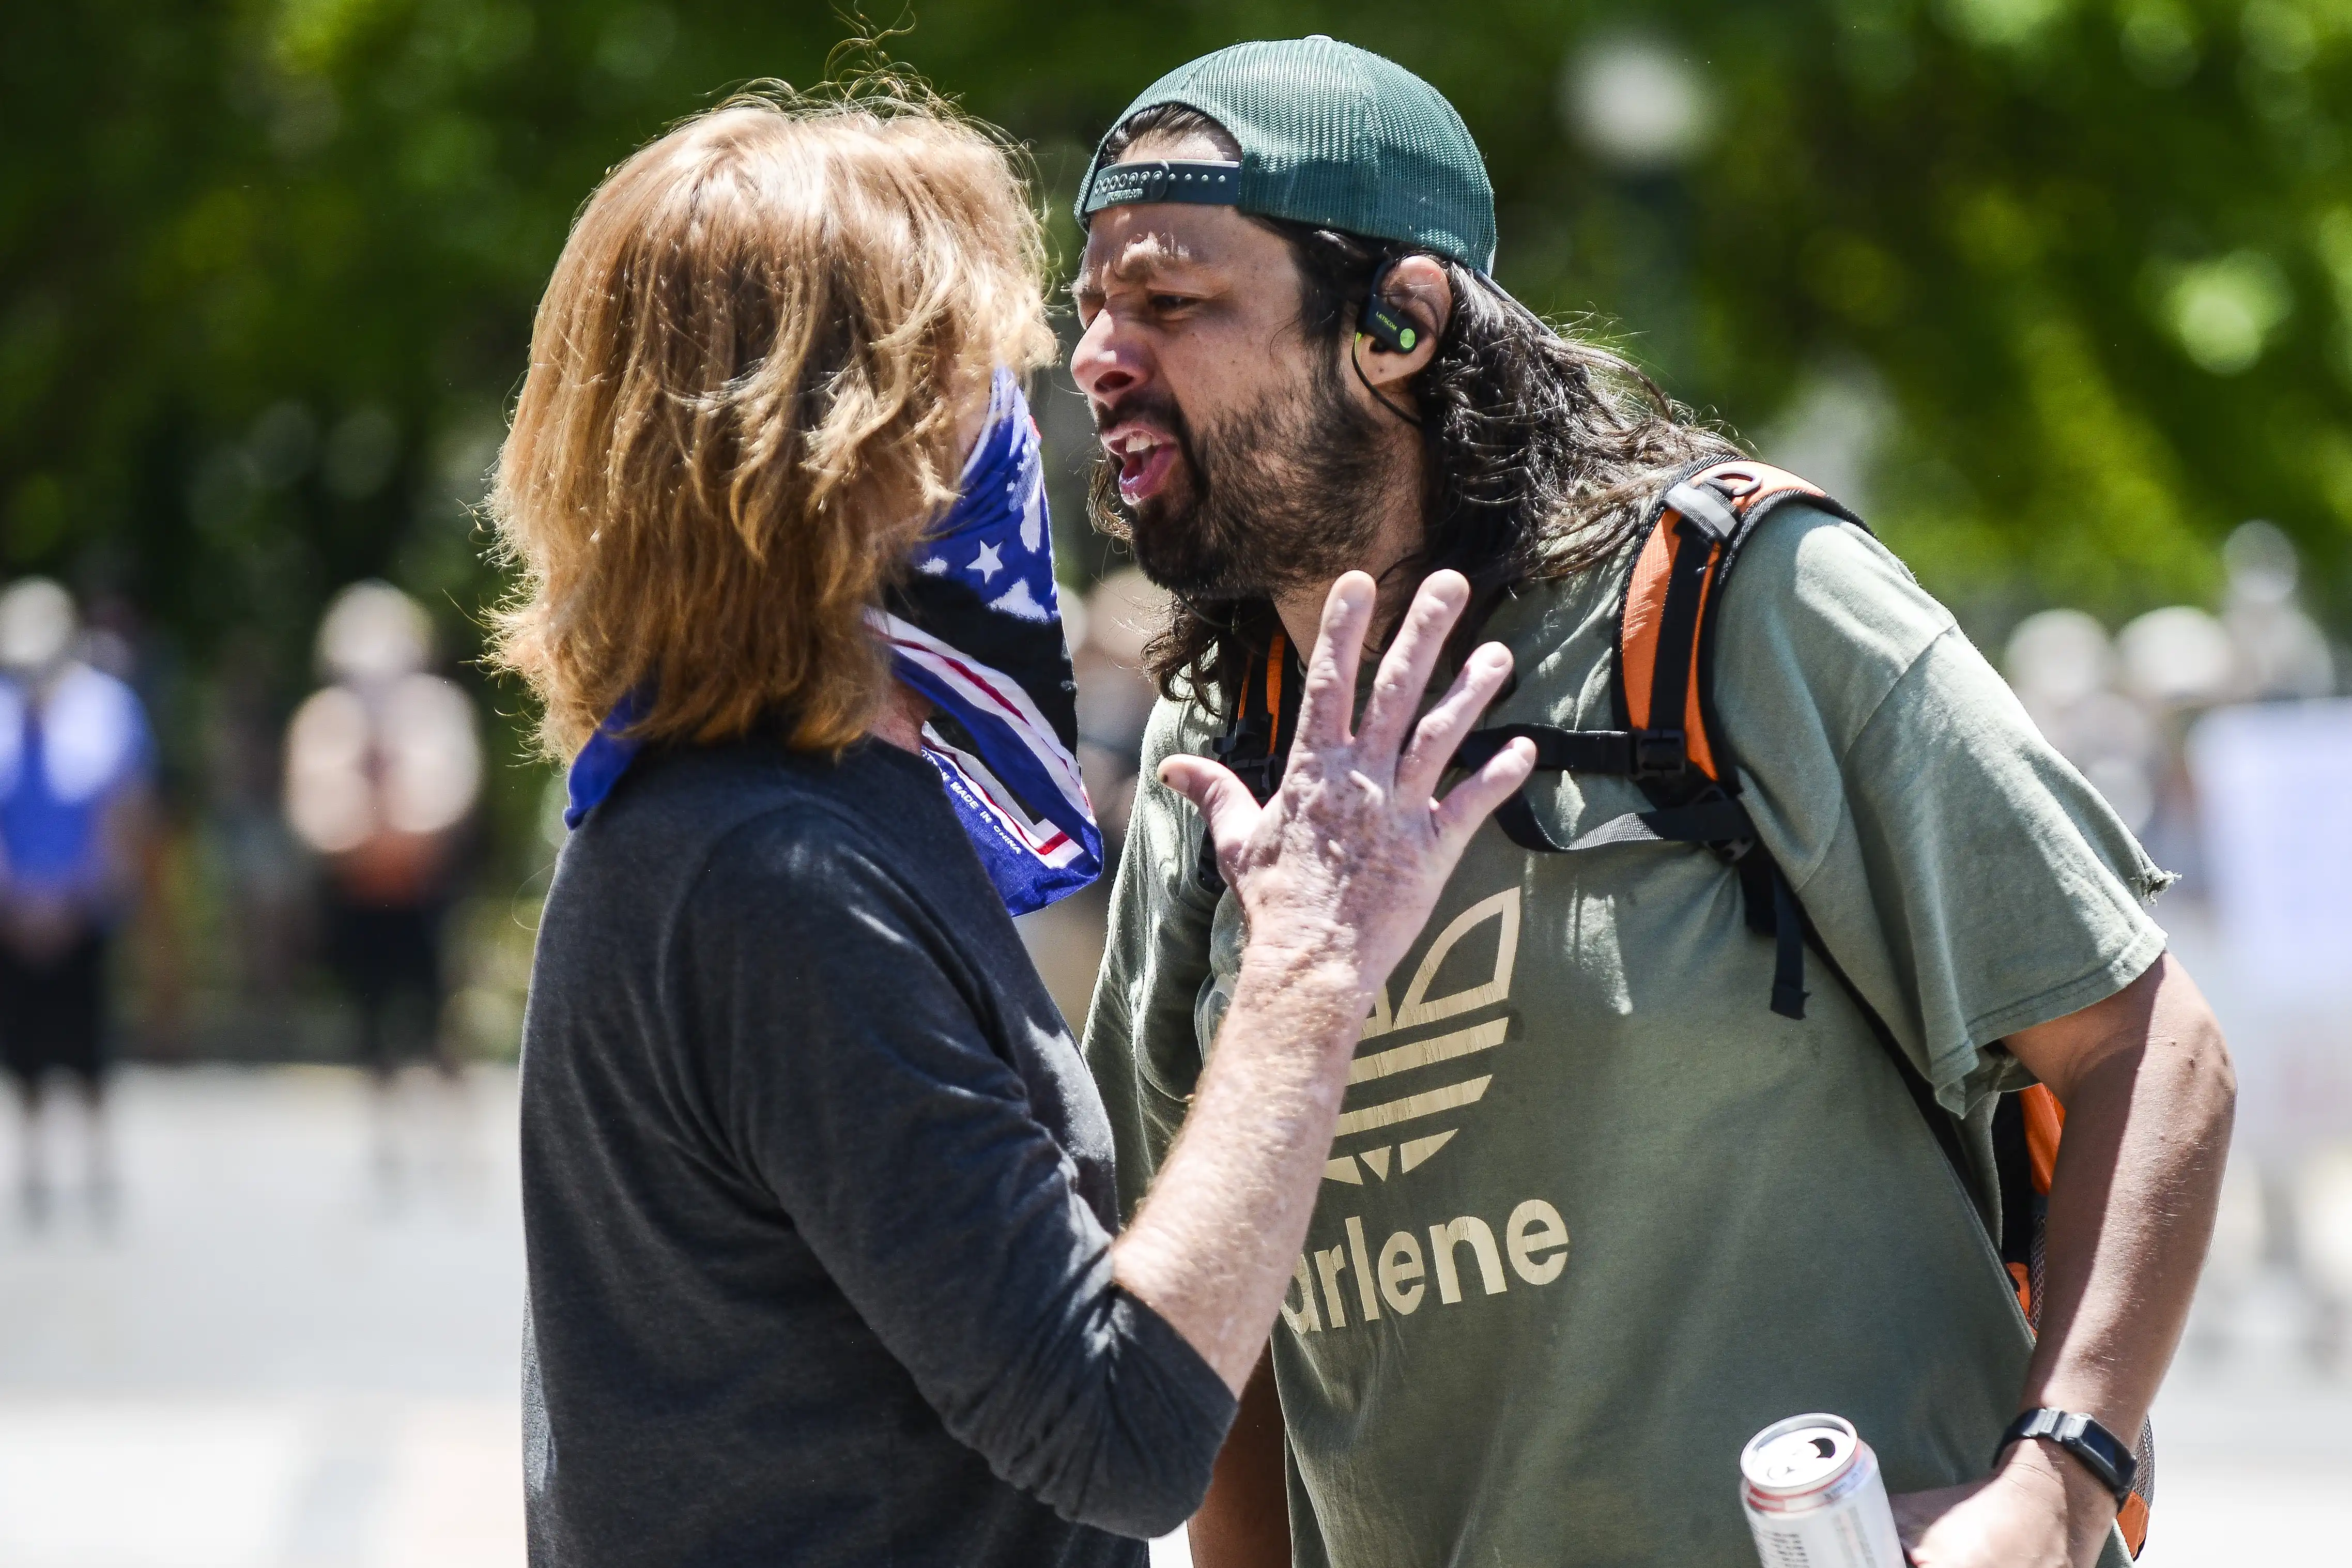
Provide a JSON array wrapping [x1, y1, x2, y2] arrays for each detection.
[[1324, 886, 1519, 1185]]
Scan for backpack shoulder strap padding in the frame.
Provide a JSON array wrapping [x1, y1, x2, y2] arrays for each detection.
[[1616, 458, 1855, 789], [1443, 456, 1861, 853], [1618, 493, 1723, 778], [1447, 457, 1869, 1011]]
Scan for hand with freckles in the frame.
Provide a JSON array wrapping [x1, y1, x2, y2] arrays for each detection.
[[1160, 566, 1533, 1000]]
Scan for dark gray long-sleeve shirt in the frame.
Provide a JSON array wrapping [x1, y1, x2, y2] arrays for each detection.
[[519, 733, 1234, 1567]]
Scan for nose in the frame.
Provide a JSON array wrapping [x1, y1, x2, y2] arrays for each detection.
[[1070, 308, 1144, 412]]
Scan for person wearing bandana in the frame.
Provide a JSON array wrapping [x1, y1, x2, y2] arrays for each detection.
[[487, 84, 1534, 1568]]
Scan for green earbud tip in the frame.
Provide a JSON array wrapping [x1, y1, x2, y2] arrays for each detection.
[[1399, 328, 1417, 349]]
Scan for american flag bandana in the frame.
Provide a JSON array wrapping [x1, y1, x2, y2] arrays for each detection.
[[564, 369, 1102, 917]]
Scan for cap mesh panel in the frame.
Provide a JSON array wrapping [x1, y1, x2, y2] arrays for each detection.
[[1077, 37, 1497, 273]]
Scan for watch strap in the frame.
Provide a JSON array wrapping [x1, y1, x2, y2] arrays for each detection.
[[1996, 1407, 2138, 1507]]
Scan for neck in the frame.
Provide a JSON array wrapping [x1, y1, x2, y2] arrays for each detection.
[[869, 679, 934, 755], [7, 659, 70, 701], [1268, 436, 1427, 656]]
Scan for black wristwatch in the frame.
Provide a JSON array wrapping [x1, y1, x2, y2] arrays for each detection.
[[1995, 1408, 2138, 1507]]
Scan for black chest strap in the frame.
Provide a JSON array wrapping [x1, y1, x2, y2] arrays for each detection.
[[1452, 715, 1816, 1023], [1438, 460, 1866, 1022]]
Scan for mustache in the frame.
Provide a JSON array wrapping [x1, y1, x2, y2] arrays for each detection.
[[1090, 388, 1189, 442]]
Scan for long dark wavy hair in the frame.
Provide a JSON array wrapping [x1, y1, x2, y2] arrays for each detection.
[[1090, 106, 1736, 715]]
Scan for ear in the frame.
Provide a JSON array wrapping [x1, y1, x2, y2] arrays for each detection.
[[1353, 254, 1453, 389]]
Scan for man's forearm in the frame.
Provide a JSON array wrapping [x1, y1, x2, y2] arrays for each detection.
[[2016, 955, 2235, 1441], [1109, 950, 1372, 1393], [1894, 958, 2236, 1566]]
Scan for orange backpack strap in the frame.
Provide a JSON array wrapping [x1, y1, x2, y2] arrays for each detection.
[[1988, 1081, 2153, 1557], [2118, 1490, 2150, 1557], [1453, 458, 1867, 1018], [1992, 1082, 2072, 1323], [2020, 1083, 2065, 1194], [1615, 458, 1854, 785], [1450, 461, 1855, 806], [1194, 629, 1300, 892]]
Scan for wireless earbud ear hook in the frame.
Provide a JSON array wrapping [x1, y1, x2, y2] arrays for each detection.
[[1353, 254, 1426, 427], [1358, 255, 1420, 355]]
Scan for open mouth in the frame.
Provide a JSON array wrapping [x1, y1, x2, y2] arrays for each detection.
[[1102, 425, 1179, 505]]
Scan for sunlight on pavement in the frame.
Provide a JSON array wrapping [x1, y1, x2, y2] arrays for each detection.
[[0, 1398, 519, 1567], [3, 1065, 2347, 1566], [0, 1403, 303, 1565], [0, 1067, 523, 1567]]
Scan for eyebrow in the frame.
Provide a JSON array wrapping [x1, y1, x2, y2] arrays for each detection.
[[1072, 232, 1220, 297]]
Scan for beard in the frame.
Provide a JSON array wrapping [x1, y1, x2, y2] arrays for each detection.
[[1090, 351, 1395, 603]]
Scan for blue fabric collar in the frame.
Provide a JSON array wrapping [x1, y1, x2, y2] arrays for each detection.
[[564, 371, 1102, 916]]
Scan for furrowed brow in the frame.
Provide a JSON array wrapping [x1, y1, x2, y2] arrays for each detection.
[[1089, 231, 1215, 290]]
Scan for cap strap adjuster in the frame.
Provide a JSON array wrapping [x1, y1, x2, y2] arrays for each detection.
[[1082, 159, 1243, 216]]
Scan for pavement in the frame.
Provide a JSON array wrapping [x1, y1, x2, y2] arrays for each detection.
[[0, 1066, 522, 1567], [1, 1064, 2343, 1566], [2134, 1372, 2350, 1566]]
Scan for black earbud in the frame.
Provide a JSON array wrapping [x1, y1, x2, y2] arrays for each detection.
[[1357, 256, 1422, 355]]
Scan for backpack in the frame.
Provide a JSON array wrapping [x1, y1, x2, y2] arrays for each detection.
[[1198, 455, 2155, 1555]]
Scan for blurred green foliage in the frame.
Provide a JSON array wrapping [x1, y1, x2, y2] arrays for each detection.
[[5, 0, 2351, 846]]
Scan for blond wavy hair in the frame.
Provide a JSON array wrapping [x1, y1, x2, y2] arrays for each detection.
[[488, 82, 1055, 758]]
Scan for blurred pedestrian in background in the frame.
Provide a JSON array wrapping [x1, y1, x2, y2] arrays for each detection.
[[2006, 524, 2352, 1372], [283, 582, 482, 1179], [1071, 567, 1171, 859], [0, 578, 156, 1224]]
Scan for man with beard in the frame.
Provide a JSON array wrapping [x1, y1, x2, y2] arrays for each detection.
[[1074, 38, 2237, 1568]]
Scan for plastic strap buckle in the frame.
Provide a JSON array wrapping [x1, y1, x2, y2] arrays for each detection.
[[1663, 479, 1741, 541], [1082, 159, 1242, 214], [1631, 729, 1688, 777]]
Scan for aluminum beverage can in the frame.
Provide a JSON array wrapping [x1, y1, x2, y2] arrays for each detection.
[[1740, 1412, 1906, 1568]]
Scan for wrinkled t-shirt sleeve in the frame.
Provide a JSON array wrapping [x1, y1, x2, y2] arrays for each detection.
[[1715, 506, 2173, 1113], [673, 810, 1235, 1539], [1082, 697, 1222, 1223]]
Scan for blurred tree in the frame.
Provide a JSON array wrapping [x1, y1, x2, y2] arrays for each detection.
[[4, 0, 2349, 836]]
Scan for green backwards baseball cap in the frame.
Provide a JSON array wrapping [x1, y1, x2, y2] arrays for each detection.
[[1075, 36, 1498, 274]]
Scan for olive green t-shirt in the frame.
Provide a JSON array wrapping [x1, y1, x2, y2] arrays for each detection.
[[1082, 506, 2165, 1568]]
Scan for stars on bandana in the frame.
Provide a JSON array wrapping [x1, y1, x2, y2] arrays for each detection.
[[970, 542, 1005, 582]]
